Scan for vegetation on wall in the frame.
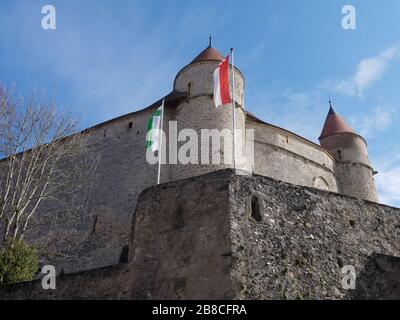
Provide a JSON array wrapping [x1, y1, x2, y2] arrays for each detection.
[[0, 239, 39, 286]]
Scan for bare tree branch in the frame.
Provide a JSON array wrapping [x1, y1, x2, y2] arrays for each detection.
[[0, 84, 99, 261]]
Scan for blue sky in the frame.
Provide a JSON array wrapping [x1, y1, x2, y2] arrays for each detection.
[[0, 0, 399, 206]]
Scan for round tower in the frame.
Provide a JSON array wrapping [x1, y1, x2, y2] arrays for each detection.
[[172, 41, 246, 180], [319, 102, 379, 202]]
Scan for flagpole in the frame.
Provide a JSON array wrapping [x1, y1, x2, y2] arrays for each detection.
[[230, 48, 236, 169], [157, 99, 165, 185]]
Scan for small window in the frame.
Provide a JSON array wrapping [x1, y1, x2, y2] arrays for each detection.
[[338, 150, 342, 160], [187, 82, 192, 96], [250, 195, 262, 222], [91, 216, 100, 235], [286, 136, 289, 143], [128, 122, 133, 129], [119, 246, 129, 263]]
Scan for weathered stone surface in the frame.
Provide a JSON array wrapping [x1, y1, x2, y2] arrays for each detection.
[[249, 121, 338, 194], [0, 170, 398, 300], [127, 170, 234, 300], [228, 173, 399, 299], [0, 263, 134, 300], [348, 254, 400, 299]]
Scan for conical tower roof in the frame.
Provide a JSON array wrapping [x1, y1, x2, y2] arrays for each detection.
[[189, 36, 224, 64], [319, 102, 355, 139], [190, 46, 224, 64]]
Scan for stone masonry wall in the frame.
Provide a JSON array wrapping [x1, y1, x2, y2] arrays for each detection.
[[2, 96, 344, 277], [320, 133, 370, 164], [174, 61, 245, 106], [174, 60, 246, 180], [127, 171, 235, 299], [320, 133, 379, 202], [20, 106, 168, 274], [175, 96, 246, 179], [335, 162, 379, 203], [1, 170, 399, 300], [228, 173, 400, 299], [0, 171, 236, 300], [248, 121, 338, 192]]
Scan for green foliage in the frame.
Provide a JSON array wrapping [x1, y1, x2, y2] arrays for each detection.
[[0, 240, 39, 286]]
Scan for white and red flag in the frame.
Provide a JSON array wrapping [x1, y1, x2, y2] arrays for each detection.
[[213, 55, 231, 108]]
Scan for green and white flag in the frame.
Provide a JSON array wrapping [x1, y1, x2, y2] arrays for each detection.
[[146, 101, 164, 152]]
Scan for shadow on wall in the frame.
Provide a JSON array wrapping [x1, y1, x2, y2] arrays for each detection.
[[346, 253, 400, 299]]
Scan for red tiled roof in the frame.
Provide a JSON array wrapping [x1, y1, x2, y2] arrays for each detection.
[[319, 105, 355, 139], [190, 46, 224, 64]]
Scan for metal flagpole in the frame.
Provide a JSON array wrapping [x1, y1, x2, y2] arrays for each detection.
[[230, 48, 236, 169], [157, 99, 165, 185]]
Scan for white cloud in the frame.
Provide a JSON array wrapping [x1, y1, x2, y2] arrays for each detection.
[[376, 164, 400, 207], [333, 45, 400, 97], [351, 106, 394, 138]]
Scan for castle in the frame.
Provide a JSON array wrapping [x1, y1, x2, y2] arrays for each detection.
[[138, 42, 379, 203], [7, 42, 380, 273], [2, 43, 398, 300]]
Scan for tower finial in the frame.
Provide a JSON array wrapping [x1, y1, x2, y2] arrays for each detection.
[[209, 34, 212, 47], [328, 99, 335, 115]]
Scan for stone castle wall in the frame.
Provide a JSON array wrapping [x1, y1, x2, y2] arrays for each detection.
[[2, 104, 379, 275], [320, 133, 379, 202], [248, 120, 338, 192], [174, 61, 245, 106], [321, 133, 370, 163], [335, 162, 378, 203], [228, 172, 399, 299], [0, 59, 380, 276], [1, 98, 380, 276], [1, 170, 399, 300], [23, 107, 162, 274], [174, 61, 246, 179], [175, 96, 246, 179]]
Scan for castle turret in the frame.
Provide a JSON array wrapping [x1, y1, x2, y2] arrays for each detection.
[[172, 41, 246, 180], [319, 102, 379, 202]]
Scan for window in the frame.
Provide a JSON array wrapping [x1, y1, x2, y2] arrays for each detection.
[[250, 195, 262, 222], [91, 216, 99, 235], [187, 82, 192, 96], [128, 122, 133, 129], [338, 150, 342, 160], [119, 246, 129, 263]]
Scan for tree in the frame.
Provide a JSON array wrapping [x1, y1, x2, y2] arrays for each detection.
[[0, 84, 98, 267], [0, 239, 39, 286]]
